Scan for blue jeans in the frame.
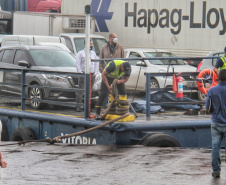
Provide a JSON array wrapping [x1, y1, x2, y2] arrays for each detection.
[[211, 122, 226, 173]]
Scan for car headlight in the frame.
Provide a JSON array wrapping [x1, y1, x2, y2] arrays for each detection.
[[42, 74, 68, 82]]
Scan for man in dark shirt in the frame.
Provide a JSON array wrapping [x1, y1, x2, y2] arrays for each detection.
[[206, 69, 226, 178], [95, 60, 131, 119]]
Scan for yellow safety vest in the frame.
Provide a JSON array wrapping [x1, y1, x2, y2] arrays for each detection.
[[220, 56, 226, 70], [105, 60, 126, 79]]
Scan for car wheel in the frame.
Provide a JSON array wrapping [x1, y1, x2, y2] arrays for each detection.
[[29, 84, 44, 109], [198, 91, 207, 101], [150, 78, 159, 89]]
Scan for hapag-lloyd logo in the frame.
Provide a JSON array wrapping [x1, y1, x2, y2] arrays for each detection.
[[91, 0, 113, 32]]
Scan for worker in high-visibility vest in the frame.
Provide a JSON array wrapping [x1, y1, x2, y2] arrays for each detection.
[[95, 60, 131, 119], [213, 46, 226, 76]]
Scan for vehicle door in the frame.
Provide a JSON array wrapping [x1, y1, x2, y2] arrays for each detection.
[[0, 49, 29, 94], [0, 49, 16, 93], [126, 51, 147, 91], [60, 36, 75, 54], [11, 49, 30, 93]]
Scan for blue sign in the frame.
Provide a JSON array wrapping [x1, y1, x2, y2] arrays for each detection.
[[91, 0, 113, 32]]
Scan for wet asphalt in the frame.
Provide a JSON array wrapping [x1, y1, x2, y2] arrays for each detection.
[[0, 93, 219, 185], [0, 143, 225, 185]]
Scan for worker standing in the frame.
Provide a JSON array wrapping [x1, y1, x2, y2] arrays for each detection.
[[95, 60, 131, 119], [76, 40, 99, 112], [99, 33, 125, 72], [213, 46, 226, 76]]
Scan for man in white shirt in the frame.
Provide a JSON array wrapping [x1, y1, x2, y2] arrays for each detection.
[[76, 40, 99, 112]]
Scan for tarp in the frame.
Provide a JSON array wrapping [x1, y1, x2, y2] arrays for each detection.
[[131, 92, 202, 113], [130, 100, 164, 114], [149, 92, 202, 110]]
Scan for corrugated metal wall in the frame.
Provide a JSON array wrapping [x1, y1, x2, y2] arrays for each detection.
[[0, 0, 28, 11]]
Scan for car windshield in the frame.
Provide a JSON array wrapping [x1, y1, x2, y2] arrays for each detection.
[[74, 37, 107, 56], [29, 50, 77, 67], [144, 52, 185, 65]]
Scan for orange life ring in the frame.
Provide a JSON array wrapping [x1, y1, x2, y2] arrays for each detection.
[[196, 69, 218, 94]]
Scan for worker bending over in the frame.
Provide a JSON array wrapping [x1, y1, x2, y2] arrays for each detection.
[[95, 60, 131, 119]]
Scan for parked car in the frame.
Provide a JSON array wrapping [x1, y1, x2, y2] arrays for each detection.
[[59, 33, 107, 56], [0, 45, 81, 109], [125, 48, 197, 92]]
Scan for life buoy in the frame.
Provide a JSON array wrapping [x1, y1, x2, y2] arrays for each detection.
[[196, 69, 218, 94]]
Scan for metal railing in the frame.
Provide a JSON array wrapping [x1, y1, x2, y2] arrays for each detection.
[[0, 67, 92, 118], [93, 55, 219, 119], [0, 55, 220, 120], [145, 71, 206, 119]]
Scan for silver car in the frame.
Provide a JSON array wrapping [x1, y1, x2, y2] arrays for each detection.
[[0, 45, 79, 109], [125, 48, 197, 92]]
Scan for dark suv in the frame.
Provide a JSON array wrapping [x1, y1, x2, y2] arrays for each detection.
[[0, 45, 80, 109]]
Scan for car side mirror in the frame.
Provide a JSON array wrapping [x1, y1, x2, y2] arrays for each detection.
[[136, 61, 146, 66], [18, 60, 29, 67]]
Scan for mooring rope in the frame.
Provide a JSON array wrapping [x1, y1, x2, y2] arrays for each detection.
[[0, 112, 130, 146], [100, 79, 130, 120], [46, 112, 130, 144]]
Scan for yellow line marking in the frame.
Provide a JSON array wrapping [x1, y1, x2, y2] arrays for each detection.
[[0, 106, 83, 118], [135, 111, 185, 115]]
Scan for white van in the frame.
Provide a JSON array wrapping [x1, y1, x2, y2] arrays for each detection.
[[1, 35, 71, 53], [59, 33, 107, 56]]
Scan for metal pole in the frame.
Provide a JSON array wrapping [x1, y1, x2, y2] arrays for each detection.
[[146, 73, 151, 120], [84, 7, 91, 119], [21, 69, 26, 110]]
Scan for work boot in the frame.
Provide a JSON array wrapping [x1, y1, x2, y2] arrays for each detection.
[[118, 94, 127, 101], [212, 172, 220, 178], [95, 106, 101, 120]]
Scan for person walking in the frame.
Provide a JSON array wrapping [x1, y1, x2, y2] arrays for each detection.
[[99, 33, 125, 72], [213, 46, 226, 76], [76, 40, 99, 112], [206, 69, 226, 178], [95, 60, 131, 119]]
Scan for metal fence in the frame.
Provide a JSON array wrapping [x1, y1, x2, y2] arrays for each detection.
[[93, 55, 220, 119], [145, 71, 205, 119], [0, 67, 91, 117], [0, 55, 220, 120]]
